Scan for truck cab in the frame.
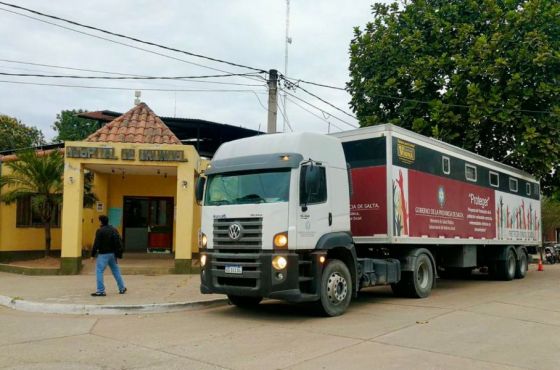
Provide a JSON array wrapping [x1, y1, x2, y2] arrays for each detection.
[[197, 133, 355, 315]]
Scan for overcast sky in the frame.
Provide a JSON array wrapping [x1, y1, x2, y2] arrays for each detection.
[[0, 0, 385, 140]]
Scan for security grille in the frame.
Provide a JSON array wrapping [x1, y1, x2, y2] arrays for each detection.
[[213, 217, 263, 248]]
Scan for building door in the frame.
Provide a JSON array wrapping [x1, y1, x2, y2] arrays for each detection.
[[123, 197, 174, 252]]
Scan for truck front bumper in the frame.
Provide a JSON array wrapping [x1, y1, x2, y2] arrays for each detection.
[[200, 250, 323, 303]]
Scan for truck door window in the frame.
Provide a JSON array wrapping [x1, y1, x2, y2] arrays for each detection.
[[300, 166, 327, 205]]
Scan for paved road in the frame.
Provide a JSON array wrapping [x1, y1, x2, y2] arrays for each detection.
[[2, 265, 560, 370]]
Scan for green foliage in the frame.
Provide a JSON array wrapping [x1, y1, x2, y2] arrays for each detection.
[[0, 150, 64, 255], [52, 109, 99, 142], [0, 115, 45, 152], [0, 150, 97, 254], [348, 0, 560, 196], [542, 197, 560, 238]]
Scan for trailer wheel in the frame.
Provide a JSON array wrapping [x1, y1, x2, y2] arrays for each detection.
[[315, 259, 352, 317], [495, 248, 516, 281], [227, 295, 262, 308], [391, 253, 434, 298], [514, 252, 528, 279]]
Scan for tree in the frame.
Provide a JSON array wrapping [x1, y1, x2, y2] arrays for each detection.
[[0, 150, 63, 257], [542, 197, 560, 241], [52, 109, 100, 142], [0, 115, 45, 152], [0, 150, 97, 257], [348, 0, 560, 196]]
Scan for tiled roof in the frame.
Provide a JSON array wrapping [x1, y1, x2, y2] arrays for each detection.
[[85, 103, 182, 145]]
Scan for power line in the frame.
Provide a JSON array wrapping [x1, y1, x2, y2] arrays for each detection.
[[285, 95, 344, 132], [286, 75, 556, 115], [280, 75, 358, 121], [277, 95, 293, 132], [0, 1, 266, 73], [0, 71, 262, 80], [0, 79, 269, 93], [280, 87, 358, 129], [0, 59, 265, 87], [0, 7, 265, 83]]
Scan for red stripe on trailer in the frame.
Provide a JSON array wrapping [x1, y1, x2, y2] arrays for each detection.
[[407, 169, 496, 239], [349, 166, 387, 236]]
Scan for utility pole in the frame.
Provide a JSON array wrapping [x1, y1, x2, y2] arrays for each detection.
[[267, 69, 278, 134]]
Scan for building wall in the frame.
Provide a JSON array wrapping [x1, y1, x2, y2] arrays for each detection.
[[0, 165, 62, 252], [2, 142, 202, 259]]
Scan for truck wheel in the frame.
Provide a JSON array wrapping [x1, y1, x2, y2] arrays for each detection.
[[514, 252, 528, 279], [315, 259, 352, 317], [495, 248, 516, 281], [227, 295, 262, 308], [391, 253, 434, 298]]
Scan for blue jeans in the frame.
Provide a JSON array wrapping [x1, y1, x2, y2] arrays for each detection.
[[96, 253, 125, 293]]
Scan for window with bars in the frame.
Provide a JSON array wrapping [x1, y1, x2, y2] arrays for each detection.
[[16, 195, 61, 228]]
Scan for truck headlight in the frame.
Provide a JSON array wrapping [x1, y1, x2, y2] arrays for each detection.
[[272, 255, 288, 270], [273, 232, 288, 249], [200, 254, 207, 267]]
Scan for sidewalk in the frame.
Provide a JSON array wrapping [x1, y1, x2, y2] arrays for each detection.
[[0, 271, 227, 315]]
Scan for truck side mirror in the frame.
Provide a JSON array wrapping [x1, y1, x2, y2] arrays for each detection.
[[195, 177, 206, 204]]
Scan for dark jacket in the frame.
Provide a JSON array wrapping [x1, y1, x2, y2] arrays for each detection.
[[91, 225, 122, 257]]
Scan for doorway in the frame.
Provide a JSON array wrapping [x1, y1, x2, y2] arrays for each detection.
[[123, 197, 174, 252]]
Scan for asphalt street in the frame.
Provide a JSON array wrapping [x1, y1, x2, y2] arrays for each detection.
[[1, 264, 560, 370]]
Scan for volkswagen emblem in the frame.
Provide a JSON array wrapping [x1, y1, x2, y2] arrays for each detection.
[[228, 223, 242, 240]]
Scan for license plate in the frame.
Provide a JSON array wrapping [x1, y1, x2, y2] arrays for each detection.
[[225, 265, 243, 274]]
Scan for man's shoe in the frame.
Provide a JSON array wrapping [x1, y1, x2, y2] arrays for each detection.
[[119, 288, 127, 294], [91, 292, 106, 297]]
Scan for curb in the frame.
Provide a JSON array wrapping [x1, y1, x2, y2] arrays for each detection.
[[0, 295, 228, 315]]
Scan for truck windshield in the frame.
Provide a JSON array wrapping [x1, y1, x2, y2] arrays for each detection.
[[205, 169, 291, 206]]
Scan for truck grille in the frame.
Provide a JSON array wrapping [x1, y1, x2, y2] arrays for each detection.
[[212, 249, 261, 288], [213, 217, 263, 249]]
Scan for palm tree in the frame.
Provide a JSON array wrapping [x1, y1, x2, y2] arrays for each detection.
[[0, 150, 64, 257]]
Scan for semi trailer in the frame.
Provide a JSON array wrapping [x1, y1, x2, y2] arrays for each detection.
[[196, 124, 541, 316]]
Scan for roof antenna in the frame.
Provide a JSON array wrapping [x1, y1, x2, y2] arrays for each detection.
[[134, 90, 141, 105]]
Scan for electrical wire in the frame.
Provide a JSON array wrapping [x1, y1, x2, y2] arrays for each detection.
[[280, 75, 358, 121], [0, 71, 262, 80], [280, 87, 358, 129], [277, 95, 293, 132], [285, 95, 344, 132], [0, 7, 266, 84], [0, 1, 266, 73], [0, 59, 265, 86], [285, 75, 556, 115], [0, 79, 269, 93]]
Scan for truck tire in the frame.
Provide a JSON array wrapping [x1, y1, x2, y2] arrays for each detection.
[[391, 253, 434, 298], [227, 295, 262, 308], [515, 252, 528, 279], [315, 259, 352, 317], [495, 248, 516, 281]]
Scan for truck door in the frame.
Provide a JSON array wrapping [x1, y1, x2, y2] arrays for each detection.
[[297, 164, 332, 249]]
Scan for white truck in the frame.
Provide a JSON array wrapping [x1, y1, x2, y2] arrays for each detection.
[[196, 124, 541, 316]]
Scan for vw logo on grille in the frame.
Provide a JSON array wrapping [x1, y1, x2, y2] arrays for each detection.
[[228, 223, 242, 240]]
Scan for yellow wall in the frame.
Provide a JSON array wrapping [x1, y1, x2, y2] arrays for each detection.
[[0, 165, 62, 252], [2, 141, 202, 259], [60, 141, 201, 260]]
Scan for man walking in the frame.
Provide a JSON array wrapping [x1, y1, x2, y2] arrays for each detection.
[[91, 215, 127, 296]]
